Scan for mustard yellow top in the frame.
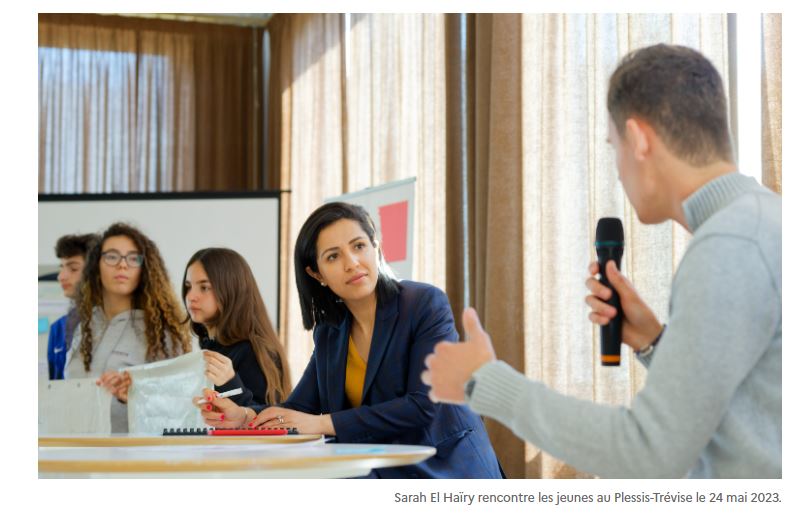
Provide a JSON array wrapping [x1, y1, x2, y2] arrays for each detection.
[[345, 335, 367, 408]]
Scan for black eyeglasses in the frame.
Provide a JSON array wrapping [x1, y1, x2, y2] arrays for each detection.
[[101, 251, 144, 268]]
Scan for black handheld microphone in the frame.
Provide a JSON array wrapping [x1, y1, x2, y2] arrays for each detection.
[[595, 217, 624, 366]]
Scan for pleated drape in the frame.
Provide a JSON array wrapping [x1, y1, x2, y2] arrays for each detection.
[[266, 14, 446, 385], [444, 13, 732, 478], [39, 14, 264, 193]]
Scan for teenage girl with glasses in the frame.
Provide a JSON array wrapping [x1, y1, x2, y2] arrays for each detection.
[[64, 222, 190, 432]]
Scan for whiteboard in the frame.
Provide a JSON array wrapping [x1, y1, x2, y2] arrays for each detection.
[[38, 193, 280, 325]]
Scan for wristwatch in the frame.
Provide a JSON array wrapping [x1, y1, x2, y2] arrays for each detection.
[[464, 377, 477, 400], [637, 342, 656, 358], [637, 324, 666, 358]]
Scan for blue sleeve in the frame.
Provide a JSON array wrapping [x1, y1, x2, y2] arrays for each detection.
[[47, 318, 66, 380], [330, 287, 457, 443], [47, 322, 57, 380], [250, 335, 323, 414], [282, 336, 323, 414]]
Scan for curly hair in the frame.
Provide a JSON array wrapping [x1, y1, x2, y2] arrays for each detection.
[[55, 232, 99, 259], [75, 222, 190, 372], [182, 248, 291, 405]]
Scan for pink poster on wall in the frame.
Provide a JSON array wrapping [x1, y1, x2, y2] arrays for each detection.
[[378, 201, 408, 262]]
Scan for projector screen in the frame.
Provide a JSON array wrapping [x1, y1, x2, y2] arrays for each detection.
[[38, 192, 281, 325]]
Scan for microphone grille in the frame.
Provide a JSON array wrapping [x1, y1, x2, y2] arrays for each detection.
[[596, 217, 624, 243]]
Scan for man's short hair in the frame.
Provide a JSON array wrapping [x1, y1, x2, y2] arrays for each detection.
[[607, 44, 734, 166], [55, 233, 99, 259]]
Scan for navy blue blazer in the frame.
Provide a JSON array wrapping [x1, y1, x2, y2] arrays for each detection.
[[282, 280, 502, 479]]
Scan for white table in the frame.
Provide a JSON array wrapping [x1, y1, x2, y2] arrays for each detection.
[[38, 434, 435, 478]]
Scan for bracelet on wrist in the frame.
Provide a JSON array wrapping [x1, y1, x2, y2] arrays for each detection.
[[637, 324, 666, 357]]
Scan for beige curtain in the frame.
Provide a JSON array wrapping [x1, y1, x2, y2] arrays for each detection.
[[267, 13, 446, 384], [344, 14, 447, 287], [453, 14, 730, 479], [39, 17, 144, 192], [762, 13, 782, 193], [39, 14, 264, 193], [269, 13, 346, 379]]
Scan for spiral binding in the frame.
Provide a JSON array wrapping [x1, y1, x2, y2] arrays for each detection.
[[162, 427, 300, 436]]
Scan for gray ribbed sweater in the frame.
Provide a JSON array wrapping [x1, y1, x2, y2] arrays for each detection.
[[468, 172, 781, 478]]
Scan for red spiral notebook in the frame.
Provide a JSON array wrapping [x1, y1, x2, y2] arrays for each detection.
[[163, 428, 299, 436]]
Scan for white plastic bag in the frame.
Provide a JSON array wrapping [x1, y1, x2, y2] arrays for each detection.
[[125, 352, 211, 434]]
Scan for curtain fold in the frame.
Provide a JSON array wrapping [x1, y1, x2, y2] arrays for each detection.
[[444, 14, 472, 330], [38, 14, 263, 193], [270, 13, 345, 380], [762, 13, 782, 194], [344, 14, 447, 287], [445, 13, 731, 479], [476, 13, 530, 479]]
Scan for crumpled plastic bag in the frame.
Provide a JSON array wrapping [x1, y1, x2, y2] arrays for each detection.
[[125, 351, 211, 434]]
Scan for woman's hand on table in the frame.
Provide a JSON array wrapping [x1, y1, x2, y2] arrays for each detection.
[[250, 407, 334, 435]]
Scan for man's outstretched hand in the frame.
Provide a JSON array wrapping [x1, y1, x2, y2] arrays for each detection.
[[422, 307, 496, 404]]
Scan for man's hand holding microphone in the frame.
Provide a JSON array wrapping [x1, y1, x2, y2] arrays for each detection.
[[423, 217, 664, 404]]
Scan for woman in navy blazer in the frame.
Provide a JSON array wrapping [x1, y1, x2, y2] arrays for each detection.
[[200, 202, 502, 478]]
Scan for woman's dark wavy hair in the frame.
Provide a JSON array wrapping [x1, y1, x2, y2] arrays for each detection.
[[182, 248, 291, 404], [294, 202, 400, 330], [75, 222, 190, 372]]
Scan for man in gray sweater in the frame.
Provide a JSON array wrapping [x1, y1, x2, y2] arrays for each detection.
[[422, 44, 781, 478]]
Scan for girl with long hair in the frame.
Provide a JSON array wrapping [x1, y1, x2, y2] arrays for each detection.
[[65, 222, 190, 432], [199, 202, 503, 478], [182, 248, 290, 408]]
